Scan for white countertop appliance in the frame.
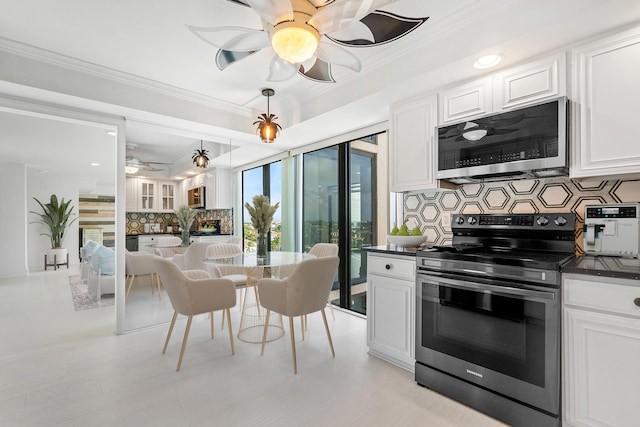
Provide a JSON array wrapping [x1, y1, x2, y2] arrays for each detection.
[[584, 203, 640, 258]]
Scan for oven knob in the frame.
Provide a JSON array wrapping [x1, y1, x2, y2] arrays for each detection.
[[467, 216, 477, 225], [455, 216, 465, 225], [555, 216, 568, 226], [537, 216, 549, 226]]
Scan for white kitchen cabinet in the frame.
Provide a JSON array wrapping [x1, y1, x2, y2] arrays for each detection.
[[125, 178, 138, 211], [438, 76, 492, 125], [159, 180, 176, 212], [366, 252, 415, 372], [563, 273, 640, 427], [389, 94, 441, 192], [178, 178, 190, 207], [571, 26, 640, 179], [493, 53, 566, 111], [191, 173, 205, 189], [137, 178, 156, 212], [205, 168, 232, 209]]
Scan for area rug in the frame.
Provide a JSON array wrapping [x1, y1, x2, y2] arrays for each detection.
[[69, 275, 114, 311]]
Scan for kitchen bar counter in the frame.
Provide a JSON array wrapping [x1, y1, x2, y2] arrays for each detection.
[[562, 256, 640, 281], [363, 244, 426, 257]]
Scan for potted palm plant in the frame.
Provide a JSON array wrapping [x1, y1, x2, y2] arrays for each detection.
[[175, 205, 197, 246], [31, 194, 78, 266]]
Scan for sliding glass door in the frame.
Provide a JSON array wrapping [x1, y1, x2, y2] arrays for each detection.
[[303, 138, 376, 315]]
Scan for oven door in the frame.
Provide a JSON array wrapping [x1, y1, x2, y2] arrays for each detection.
[[415, 270, 560, 415]]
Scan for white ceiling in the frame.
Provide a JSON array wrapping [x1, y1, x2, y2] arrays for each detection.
[[1, 0, 640, 192]]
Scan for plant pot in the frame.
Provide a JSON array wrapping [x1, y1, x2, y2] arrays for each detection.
[[48, 248, 68, 265]]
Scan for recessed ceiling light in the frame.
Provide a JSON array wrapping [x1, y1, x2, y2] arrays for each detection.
[[106, 130, 116, 136], [91, 162, 100, 167], [474, 53, 503, 69]]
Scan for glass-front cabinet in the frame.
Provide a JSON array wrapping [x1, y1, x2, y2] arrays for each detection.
[[138, 179, 156, 211], [160, 181, 175, 211]]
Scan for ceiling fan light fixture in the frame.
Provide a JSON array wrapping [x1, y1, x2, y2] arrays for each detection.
[[192, 140, 210, 168], [125, 165, 139, 174], [271, 20, 319, 64]]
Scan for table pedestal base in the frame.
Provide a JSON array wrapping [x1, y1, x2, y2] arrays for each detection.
[[238, 286, 284, 343]]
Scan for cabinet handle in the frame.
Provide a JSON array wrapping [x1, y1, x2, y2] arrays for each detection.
[[634, 298, 640, 308], [385, 264, 391, 270]]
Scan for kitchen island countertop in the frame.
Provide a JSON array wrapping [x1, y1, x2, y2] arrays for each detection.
[[562, 255, 640, 281]]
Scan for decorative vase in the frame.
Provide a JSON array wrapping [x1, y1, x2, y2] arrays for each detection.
[[256, 231, 268, 258], [181, 229, 190, 246]]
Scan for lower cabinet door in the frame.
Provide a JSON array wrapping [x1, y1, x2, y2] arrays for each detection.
[[564, 307, 640, 427], [367, 273, 414, 371]]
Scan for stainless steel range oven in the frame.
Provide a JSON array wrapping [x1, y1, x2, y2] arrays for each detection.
[[415, 213, 575, 427]]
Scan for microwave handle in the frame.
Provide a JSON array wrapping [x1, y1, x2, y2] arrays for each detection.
[[418, 274, 556, 301]]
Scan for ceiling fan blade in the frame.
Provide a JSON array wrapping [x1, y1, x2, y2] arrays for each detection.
[[266, 54, 298, 81], [315, 40, 361, 72], [299, 58, 335, 83], [328, 11, 428, 46], [325, 21, 375, 44], [188, 26, 270, 52], [216, 49, 258, 70], [245, 0, 294, 25], [309, 0, 396, 34], [308, 0, 331, 7]]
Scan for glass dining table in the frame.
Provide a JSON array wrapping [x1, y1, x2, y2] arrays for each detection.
[[203, 251, 316, 343]]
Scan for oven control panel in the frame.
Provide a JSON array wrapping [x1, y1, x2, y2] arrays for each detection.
[[452, 213, 574, 230]]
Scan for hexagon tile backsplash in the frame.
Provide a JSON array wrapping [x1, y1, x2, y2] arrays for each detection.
[[403, 177, 640, 254]]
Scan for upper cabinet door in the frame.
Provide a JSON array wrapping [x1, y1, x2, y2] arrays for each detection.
[[571, 26, 640, 179], [159, 181, 176, 212], [125, 178, 138, 212], [138, 179, 156, 211], [493, 53, 566, 111], [389, 94, 439, 192], [438, 77, 492, 125]]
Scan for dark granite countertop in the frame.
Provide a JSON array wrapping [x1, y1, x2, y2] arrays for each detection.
[[363, 244, 426, 257], [562, 256, 640, 281]]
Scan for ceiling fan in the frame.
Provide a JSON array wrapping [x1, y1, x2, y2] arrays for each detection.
[[189, 0, 428, 83], [125, 144, 170, 173]]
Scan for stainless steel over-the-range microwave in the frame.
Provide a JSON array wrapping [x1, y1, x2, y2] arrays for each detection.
[[435, 97, 569, 184], [188, 186, 205, 209]]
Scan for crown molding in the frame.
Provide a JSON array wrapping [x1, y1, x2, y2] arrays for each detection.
[[0, 36, 253, 118]]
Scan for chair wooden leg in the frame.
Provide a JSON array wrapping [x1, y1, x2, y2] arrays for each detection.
[[210, 312, 214, 339], [156, 274, 162, 299], [176, 315, 193, 372], [321, 309, 335, 357], [163, 311, 178, 354], [254, 285, 261, 316], [226, 309, 235, 355], [221, 309, 225, 330], [125, 275, 135, 301], [261, 309, 271, 356], [328, 297, 335, 320], [289, 316, 297, 374], [300, 316, 305, 341]]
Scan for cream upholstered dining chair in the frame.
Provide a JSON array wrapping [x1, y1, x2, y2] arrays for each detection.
[[310, 243, 339, 320], [258, 256, 340, 374], [125, 250, 161, 301], [154, 257, 236, 372], [154, 235, 182, 259], [173, 242, 212, 271]]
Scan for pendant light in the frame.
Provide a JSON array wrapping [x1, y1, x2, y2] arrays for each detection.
[[192, 140, 210, 168], [254, 88, 282, 144]]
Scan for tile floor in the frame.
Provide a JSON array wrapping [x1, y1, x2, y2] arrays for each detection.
[[0, 268, 507, 427]]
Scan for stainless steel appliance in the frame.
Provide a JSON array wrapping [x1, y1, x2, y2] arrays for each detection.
[[415, 213, 576, 427], [188, 186, 206, 209], [584, 203, 640, 258], [436, 97, 569, 184]]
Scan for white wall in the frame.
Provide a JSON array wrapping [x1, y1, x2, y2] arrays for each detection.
[[0, 163, 28, 278], [27, 169, 80, 271]]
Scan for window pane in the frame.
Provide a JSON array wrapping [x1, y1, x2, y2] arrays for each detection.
[[269, 161, 282, 251], [242, 167, 263, 253]]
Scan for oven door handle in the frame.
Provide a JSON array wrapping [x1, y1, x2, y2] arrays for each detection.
[[418, 275, 556, 301]]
